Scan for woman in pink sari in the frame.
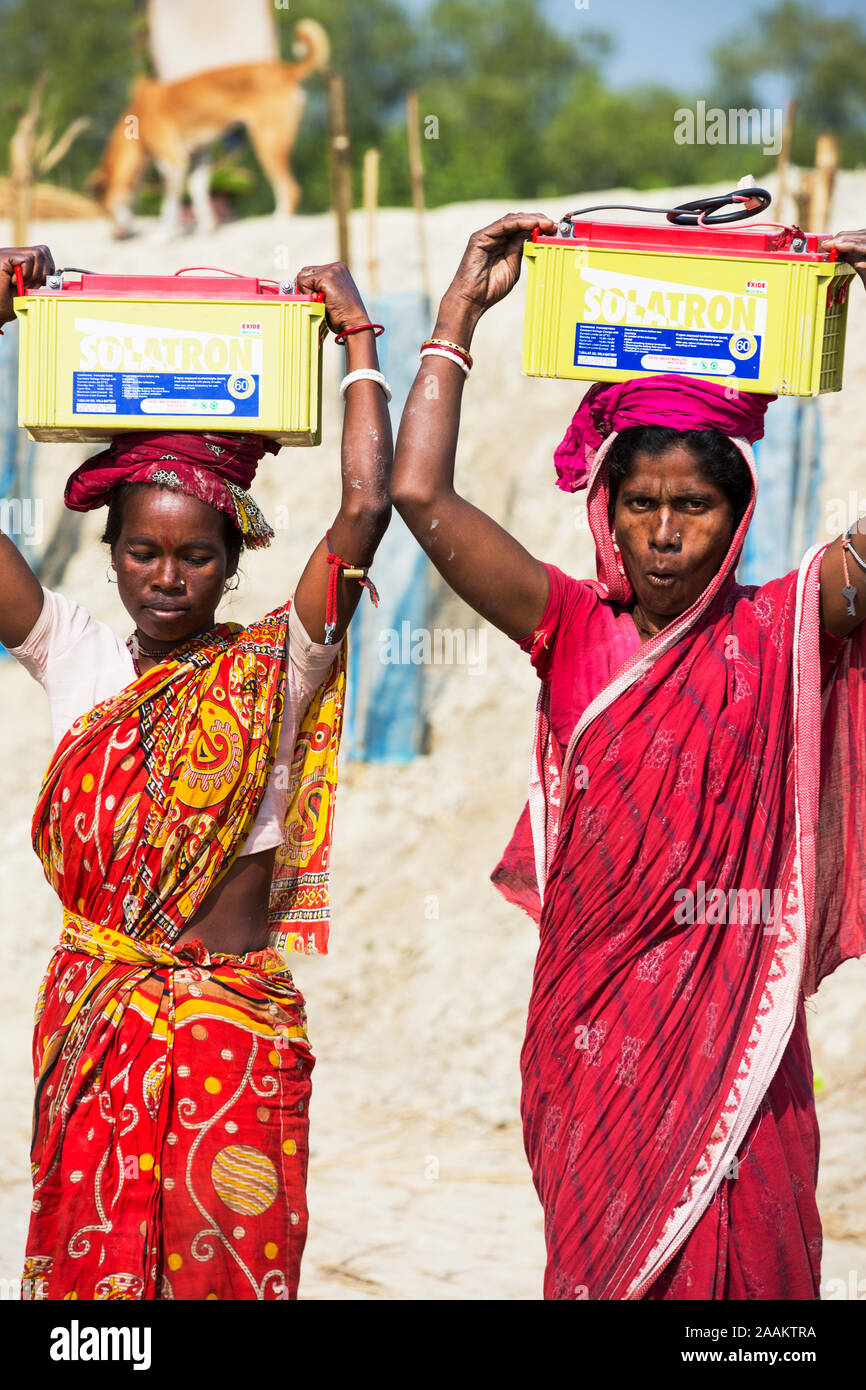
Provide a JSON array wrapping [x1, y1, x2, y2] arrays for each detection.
[[392, 213, 866, 1299]]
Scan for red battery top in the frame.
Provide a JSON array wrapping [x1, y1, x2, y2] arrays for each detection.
[[532, 221, 835, 263], [19, 269, 325, 301]]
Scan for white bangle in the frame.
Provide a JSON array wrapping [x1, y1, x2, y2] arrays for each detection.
[[339, 369, 392, 402], [420, 345, 471, 377]]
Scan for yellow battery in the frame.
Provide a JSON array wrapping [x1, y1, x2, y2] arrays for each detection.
[[14, 270, 327, 444], [522, 222, 856, 395]]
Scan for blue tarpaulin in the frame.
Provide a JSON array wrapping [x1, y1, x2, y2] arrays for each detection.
[[739, 397, 823, 587], [343, 291, 433, 762], [0, 320, 35, 658]]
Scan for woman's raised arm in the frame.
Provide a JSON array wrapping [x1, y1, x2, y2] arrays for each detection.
[[291, 262, 392, 645], [818, 228, 866, 637], [0, 246, 55, 647], [391, 212, 557, 642]]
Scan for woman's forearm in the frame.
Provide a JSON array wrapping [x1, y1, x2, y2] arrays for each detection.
[[392, 292, 480, 513], [390, 282, 547, 642], [328, 330, 393, 561], [0, 529, 44, 648]]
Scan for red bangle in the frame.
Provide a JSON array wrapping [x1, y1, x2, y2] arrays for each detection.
[[334, 322, 385, 346]]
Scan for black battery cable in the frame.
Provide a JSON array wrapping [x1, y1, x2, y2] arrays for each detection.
[[557, 187, 773, 236]]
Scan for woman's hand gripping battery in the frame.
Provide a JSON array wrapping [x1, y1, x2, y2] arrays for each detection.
[[0, 245, 54, 327], [819, 228, 866, 288], [442, 211, 558, 329], [293, 259, 372, 339]]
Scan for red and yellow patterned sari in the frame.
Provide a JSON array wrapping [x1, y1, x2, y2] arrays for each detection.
[[23, 600, 345, 1300]]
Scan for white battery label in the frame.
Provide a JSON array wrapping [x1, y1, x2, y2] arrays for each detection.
[[574, 325, 762, 379], [71, 316, 263, 416], [73, 371, 260, 416]]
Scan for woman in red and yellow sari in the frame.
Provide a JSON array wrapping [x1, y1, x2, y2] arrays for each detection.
[[392, 214, 866, 1299], [0, 249, 392, 1300]]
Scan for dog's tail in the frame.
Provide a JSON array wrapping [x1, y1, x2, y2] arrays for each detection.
[[290, 18, 330, 80]]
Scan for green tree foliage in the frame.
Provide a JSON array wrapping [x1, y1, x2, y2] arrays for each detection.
[[0, 0, 143, 192], [541, 76, 770, 198], [410, 0, 781, 205], [711, 0, 866, 164], [401, 0, 595, 204], [271, 0, 423, 215], [0, 0, 863, 221]]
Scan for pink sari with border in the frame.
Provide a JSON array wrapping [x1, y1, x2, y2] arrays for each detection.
[[493, 433, 866, 1299]]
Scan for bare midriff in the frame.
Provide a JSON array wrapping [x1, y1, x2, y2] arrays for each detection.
[[134, 652, 279, 959], [173, 845, 278, 957]]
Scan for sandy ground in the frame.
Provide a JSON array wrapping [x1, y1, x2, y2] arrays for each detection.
[[1, 175, 865, 1299]]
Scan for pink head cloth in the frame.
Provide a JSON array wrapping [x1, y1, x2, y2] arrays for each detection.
[[64, 432, 279, 548], [555, 376, 775, 606], [554, 375, 775, 494]]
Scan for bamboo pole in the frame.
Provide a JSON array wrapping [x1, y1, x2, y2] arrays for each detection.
[[774, 98, 797, 225], [8, 76, 90, 244], [9, 78, 45, 246], [809, 132, 840, 233], [406, 92, 431, 307], [362, 147, 379, 295], [793, 172, 812, 230], [326, 70, 352, 267]]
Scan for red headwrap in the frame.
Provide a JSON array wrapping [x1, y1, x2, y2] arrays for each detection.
[[64, 432, 279, 548], [553, 375, 776, 494]]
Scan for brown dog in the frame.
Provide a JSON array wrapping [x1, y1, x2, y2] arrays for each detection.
[[90, 18, 329, 239]]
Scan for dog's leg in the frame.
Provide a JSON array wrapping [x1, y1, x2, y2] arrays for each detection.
[[91, 107, 147, 239], [246, 89, 305, 217], [248, 132, 299, 217], [188, 156, 217, 234], [107, 190, 136, 240], [154, 156, 188, 241]]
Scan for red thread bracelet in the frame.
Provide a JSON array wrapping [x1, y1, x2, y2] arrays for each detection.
[[324, 530, 380, 643], [333, 322, 385, 346]]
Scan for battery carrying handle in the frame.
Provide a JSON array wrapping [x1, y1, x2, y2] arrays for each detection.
[[666, 188, 772, 225], [174, 266, 250, 278], [558, 187, 773, 236]]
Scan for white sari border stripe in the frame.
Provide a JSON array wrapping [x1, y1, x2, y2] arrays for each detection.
[[528, 685, 549, 906]]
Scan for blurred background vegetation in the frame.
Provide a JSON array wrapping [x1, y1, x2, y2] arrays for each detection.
[[0, 0, 864, 218]]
